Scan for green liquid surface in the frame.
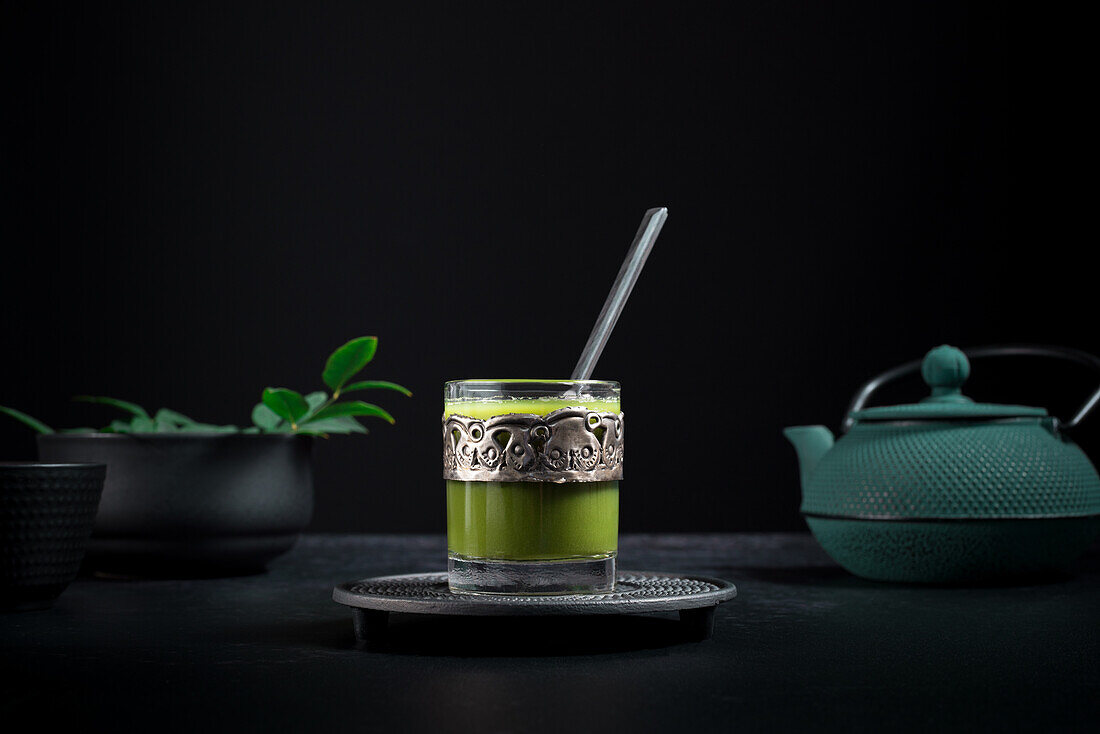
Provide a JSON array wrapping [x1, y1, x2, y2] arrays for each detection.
[[444, 397, 621, 561], [444, 397, 620, 420]]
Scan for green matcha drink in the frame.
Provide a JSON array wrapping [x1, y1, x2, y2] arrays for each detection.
[[446, 480, 618, 560], [443, 380, 623, 594]]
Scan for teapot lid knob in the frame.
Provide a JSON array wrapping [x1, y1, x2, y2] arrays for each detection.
[[921, 344, 972, 402]]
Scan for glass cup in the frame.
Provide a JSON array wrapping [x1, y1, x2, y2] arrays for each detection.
[[443, 380, 622, 595]]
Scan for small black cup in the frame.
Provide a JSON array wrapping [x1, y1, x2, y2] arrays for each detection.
[[1, 462, 107, 611]]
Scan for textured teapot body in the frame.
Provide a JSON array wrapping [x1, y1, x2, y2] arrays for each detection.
[[800, 419, 1100, 521], [784, 344, 1100, 583]]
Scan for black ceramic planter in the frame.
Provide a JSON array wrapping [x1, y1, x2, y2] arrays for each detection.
[[37, 434, 313, 577], [1, 462, 107, 611]]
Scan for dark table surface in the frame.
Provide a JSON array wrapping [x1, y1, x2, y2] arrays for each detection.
[[3, 533, 1098, 732]]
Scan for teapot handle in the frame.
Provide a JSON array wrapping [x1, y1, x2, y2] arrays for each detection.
[[842, 344, 1100, 433]]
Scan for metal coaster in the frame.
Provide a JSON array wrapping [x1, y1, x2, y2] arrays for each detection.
[[332, 571, 737, 643]]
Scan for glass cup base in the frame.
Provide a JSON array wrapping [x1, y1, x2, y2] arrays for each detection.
[[448, 553, 616, 595]]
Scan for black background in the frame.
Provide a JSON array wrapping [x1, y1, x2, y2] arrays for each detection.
[[1, 1, 1094, 533]]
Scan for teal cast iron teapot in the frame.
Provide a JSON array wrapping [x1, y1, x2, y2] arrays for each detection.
[[784, 344, 1100, 583]]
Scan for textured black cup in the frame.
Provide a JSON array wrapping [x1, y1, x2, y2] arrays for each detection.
[[37, 434, 313, 577], [1, 462, 107, 611]]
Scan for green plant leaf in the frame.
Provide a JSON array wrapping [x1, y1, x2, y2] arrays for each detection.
[[262, 388, 310, 427], [129, 416, 156, 432], [305, 400, 394, 425], [303, 391, 328, 420], [154, 408, 198, 426], [106, 419, 134, 433], [242, 427, 261, 434], [340, 380, 412, 398], [295, 415, 368, 436], [251, 402, 283, 431], [74, 396, 150, 419], [322, 337, 378, 394], [185, 423, 240, 433], [0, 405, 55, 434], [60, 427, 97, 433]]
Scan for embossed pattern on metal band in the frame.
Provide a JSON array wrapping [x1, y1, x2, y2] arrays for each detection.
[[443, 407, 624, 482]]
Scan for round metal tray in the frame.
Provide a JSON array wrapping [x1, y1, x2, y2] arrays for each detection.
[[333, 571, 737, 643]]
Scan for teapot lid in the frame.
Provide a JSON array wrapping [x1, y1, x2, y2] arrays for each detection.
[[849, 345, 1048, 422]]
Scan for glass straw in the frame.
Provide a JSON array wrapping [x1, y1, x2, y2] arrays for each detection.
[[571, 207, 668, 380]]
